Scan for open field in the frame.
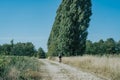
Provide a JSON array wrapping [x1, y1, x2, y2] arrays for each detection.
[[55, 55, 120, 80], [0, 55, 105, 80], [1, 55, 119, 80]]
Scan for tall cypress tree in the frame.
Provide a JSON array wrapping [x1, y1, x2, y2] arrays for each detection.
[[47, 0, 92, 56]]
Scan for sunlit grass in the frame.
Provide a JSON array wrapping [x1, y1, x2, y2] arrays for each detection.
[[57, 55, 120, 80]]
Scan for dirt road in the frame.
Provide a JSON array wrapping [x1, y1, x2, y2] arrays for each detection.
[[39, 59, 107, 80]]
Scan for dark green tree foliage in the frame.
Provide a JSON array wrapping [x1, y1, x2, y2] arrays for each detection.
[[86, 40, 93, 54], [37, 47, 46, 58], [12, 42, 35, 56], [1, 44, 11, 55], [48, 0, 92, 56], [0, 41, 36, 56], [86, 39, 105, 55], [104, 38, 116, 54], [10, 39, 14, 55], [85, 38, 120, 55], [116, 40, 120, 54]]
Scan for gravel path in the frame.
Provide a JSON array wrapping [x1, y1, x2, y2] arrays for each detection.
[[40, 59, 107, 80]]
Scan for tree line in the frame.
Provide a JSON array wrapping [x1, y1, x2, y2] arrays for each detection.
[[86, 38, 120, 55], [0, 40, 46, 58]]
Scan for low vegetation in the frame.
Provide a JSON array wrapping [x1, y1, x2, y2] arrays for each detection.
[[0, 56, 43, 80], [55, 55, 120, 80]]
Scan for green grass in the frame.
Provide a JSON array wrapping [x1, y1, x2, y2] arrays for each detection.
[[0, 56, 43, 80]]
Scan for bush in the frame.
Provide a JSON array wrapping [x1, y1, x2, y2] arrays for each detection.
[[0, 56, 42, 80]]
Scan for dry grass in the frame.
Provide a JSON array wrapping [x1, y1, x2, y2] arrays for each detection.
[[59, 55, 120, 80], [23, 69, 42, 80], [0, 56, 44, 80], [7, 67, 20, 80]]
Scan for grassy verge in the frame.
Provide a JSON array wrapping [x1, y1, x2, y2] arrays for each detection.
[[0, 56, 43, 80], [53, 55, 120, 80]]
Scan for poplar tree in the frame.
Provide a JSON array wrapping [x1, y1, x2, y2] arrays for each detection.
[[48, 0, 92, 56]]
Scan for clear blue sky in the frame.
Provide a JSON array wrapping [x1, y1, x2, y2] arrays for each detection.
[[0, 0, 120, 51]]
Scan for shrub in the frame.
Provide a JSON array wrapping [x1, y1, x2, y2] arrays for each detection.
[[0, 56, 42, 80]]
